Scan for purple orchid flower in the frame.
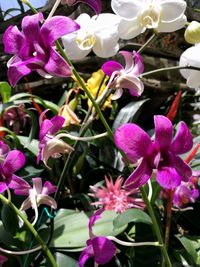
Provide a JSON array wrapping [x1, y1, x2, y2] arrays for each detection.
[[79, 209, 116, 267], [0, 150, 25, 193], [61, 0, 102, 15], [0, 255, 7, 266], [114, 115, 193, 190], [3, 12, 80, 86], [0, 141, 10, 161], [102, 50, 144, 100], [11, 176, 57, 224], [38, 111, 74, 167]]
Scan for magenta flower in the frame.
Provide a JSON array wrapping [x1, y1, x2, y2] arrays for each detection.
[[115, 115, 193, 190], [0, 150, 25, 193], [37, 112, 74, 167], [79, 209, 116, 267], [0, 255, 7, 266], [0, 141, 10, 161], [173, 176, 199, 208], [90, 176, 145, 213], [3, 12, 80, 86], [102, 50, 144, 100], [61, 0, 102, 14]]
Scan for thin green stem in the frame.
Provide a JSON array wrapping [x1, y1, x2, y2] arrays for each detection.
[[137, 33, 157, 54], [140, 187, 172, 267], [0, 194, 57, 267], [140, 65, 200, 78], [21, 0, 38, 14]]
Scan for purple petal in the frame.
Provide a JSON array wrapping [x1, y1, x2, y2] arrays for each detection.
[[120, 50, 134, 72], [170, 121, 193, 155], [41, 16, 80, 45], [154, 115, 173, 150], [49, 116, 65, 135], [0, 182, 8, 194], [132, 50, 144, 76], [3, 150, 25, 175], [40, 119, 54, 141], [44, 47, 72, 77], [92, 236, 116, 264], [102, 60, 123, 77], [3, 25, 25, 54], [9, 175, 30, 195], [124, 159, 152, 190], [42, 181, 57, 195], [22, 13, 44, 43], [64, 0, 102, 14], [114, 123, 153, 163], [79, 244, 94, 267], [156, 166, 182, 189], [88, 209, 104, 235], [8, 57, 43, 87], [173, 156, 192, 182]]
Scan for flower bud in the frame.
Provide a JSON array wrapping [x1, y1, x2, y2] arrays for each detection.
[[184, 21, 200, 44]]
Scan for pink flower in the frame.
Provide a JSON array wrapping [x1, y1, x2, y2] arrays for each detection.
[[90, 176, 145, 213], [0, 255, 7, 266]]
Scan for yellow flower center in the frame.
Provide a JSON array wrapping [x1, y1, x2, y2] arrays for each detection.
[[140, 3, 161, 29], [76, 32, 95, 50]]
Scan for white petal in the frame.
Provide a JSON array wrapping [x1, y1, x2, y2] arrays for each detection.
[[37, 195, 57, 209], [157, 15, 187, 32], [187, 71, 200, 88], [118, 19, 145, 39], [75, 13, 91, 27], [92, 13, 121, 31], [62, 33, 91, 60], [160, 0, 186, 22], [111, 0, 144, 20]]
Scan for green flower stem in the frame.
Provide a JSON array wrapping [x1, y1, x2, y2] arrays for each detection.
[[0, 194, 57, 267], [140, 187, 172, 267], [140, 65, 200, 78]]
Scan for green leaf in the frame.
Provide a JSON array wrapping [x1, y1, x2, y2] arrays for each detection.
[[175, 234, 198, 265], [112, 99, 149, 132], [0, 126, 20, 147], [0, 82, 11, 103], [17, 135, 39, 156], [42, 209, 127, 248], [1, 204, 19, 235], [113, 209, 152, 229]]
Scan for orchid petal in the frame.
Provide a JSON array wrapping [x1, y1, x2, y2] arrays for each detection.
[[20, 196, 32, 211], [79, 245, 94, 267], [156, 166, 182, 189], [42, 181, 57, 195], [160, 0, 186, 22], [9, 175, 30, 195], [157, 15, 187, 32], [114, 123, 153, 163], [111, 88, 123, 100], [88, 209, 104, 235], [0, 182, 8, 194], [41, 16, 80, 45], [120, 51, 134, 72], [50, 116, 65, 135], [115, 74, 144, 96], [92, 236, 116, 264], [39, 119, 54, 141], [22, 13, 44, 43], [111, 0, 143, 20], [173, 156, 192, 182], [170, 121, 193, 154], [3, 25, 25, 54], [102, 61, 123, 77], [118, 18, 145, 39], [44, 47, 72, 77], [154, 115, 173, 150], [32, 178, 43, 194], [132, 51, 144, 75], [124, 159, 152, 190], [37, 194, 57, 209], [3, 150, 25, 175], [187, 71, 200, 88]]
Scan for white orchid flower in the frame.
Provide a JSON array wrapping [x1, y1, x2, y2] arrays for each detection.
[[62, 13, 121, 59], [179, 43, 200, 89], [111, 0, 187, 39]]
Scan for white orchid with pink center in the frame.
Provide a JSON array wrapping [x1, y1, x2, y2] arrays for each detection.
[[102, 50, 144, 100], [111, 0, 187, 39], [62, 13, 121, 59]]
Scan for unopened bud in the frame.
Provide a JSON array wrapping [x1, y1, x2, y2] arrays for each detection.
[[184, 21, 200, 44]]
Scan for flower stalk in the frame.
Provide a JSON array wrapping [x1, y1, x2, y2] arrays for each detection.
[[0, 194, 57, 267]]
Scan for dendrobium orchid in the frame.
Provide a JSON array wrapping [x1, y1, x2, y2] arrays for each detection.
[[102, 51, 144, 100], [0, 141, 10, 162], [90, 176, 145, 213], [3, 12, 80, 86], [0, 150, 25, 193], [114, 115, 193, 190], [111, 0, 187, 39], [179, 43, 200, 89], [79, 209, 116, 267], [62, 13, 121, 59], [61, 0, 102, 15], [11, 177, 57, 224], [37, 112, 74, 167]]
